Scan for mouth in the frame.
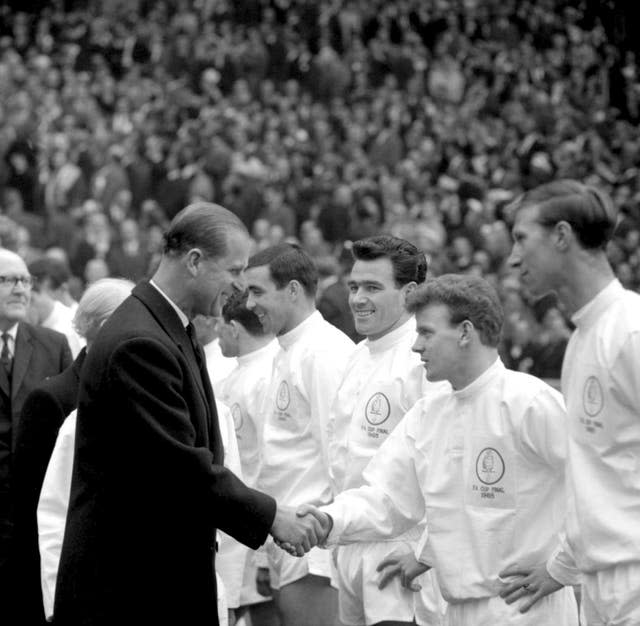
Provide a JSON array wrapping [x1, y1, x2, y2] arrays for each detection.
[[354, 310, 374, 318]]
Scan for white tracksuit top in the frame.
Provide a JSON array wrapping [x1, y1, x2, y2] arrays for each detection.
[[323, 359, 578, 603], [329, 317, 445, 544], [562, 279, 640, 573], [258, 311, 354, 507], [216, 340, 279, 489]]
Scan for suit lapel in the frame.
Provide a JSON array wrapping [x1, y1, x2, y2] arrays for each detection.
[[0, 360, 9, 398], [12, 323, 33, 400], [132, 282, 212, 429]]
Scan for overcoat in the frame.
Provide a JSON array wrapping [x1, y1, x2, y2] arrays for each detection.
[[0, 323, 72, 624], [53, 282, 276, 626]]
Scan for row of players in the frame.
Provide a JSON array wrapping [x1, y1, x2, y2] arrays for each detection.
[[210, 180, 640, 626], [36, 179, 639, 626]]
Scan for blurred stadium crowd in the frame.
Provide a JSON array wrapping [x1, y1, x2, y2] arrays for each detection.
[[1, 0, 639, 379]]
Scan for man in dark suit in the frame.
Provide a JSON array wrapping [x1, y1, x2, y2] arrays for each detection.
[[0, 248, 72, 624], [12, 278, 135, 626], [53, 203, 326, 626]]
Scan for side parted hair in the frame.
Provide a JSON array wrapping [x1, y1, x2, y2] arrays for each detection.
[[352, 235, 427, 286], [510, 179, 617, 250], [28, 257, 71, 291], [407, 274, 503, 347], [73, 278, 135, 342], [221, 290, 266, 337], [163, 202, 247, 258], [247, 243, 318, 298]]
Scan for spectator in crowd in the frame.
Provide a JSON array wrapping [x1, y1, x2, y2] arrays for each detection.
[[0, 247, 72, 626], [1, 0, 639, 404], [27, 258, 84, 358]]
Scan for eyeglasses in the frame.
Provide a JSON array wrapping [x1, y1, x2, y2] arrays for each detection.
[[0, 275, 33, 288]]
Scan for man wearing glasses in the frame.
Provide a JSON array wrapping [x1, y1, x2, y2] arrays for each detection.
[[0, 248, 72, 626]]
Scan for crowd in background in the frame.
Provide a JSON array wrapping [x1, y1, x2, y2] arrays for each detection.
[[1, 0, 640, 380]]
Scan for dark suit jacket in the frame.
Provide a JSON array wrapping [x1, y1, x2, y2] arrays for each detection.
[[11, 350, 86, 626], [0, 323, 72, 623], [54, 281, 276, 626]]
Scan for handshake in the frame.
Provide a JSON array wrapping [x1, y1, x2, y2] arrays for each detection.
[[269, 504, 332, 557]]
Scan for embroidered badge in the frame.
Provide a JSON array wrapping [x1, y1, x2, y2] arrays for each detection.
[[364, 392, 391, 426], [276, 380, 290, 411], [475, 447, 505, 485], [582, 376, 604, 417], [231, 403, 243, 431]]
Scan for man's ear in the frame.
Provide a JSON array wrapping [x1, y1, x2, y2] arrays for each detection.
[[459, 319, 474, 347], [186, 248, 205, 275], [288, 280, 302, 299], [402, 281, 418, 302], [553, 221, 573, 251]]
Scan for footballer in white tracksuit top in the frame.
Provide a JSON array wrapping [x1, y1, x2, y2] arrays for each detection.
[[329, 317, 445, 625], [560, 279, 640, 624], [215, 338, 279, 607], [323, 358, 580, 626], [259, 310, 354, 587]]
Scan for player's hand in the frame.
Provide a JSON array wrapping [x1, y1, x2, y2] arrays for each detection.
[[296, 503, 333, 545], [498, 563, 563, 612], [376, 551, 430, 591], [256, 567, 272, 597], [270, 505, 324, 556]]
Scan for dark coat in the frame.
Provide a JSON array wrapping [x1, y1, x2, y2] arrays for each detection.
[[11, 350, 86, 626], [0, 323, 72, 624], [53, 281, 276, 626]]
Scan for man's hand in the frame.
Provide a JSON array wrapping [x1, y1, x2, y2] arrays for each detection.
[[498, 563, 563, 613], [270, 505, 324, 557], [376, 551, 430, 592], [296, 503, 333, 545]]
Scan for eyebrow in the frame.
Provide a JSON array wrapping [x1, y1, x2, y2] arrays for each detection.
[[347, 279, 385, 287]]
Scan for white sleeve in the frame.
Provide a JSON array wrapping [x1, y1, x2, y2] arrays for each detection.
[[322, 404, 425, 544], [414, 526, 435, 568], [327, 387, 349, 493], [37, 412, 77, 621], [611, 329, 640, 412], [546, 528, 582, 586], [518, 385, 581, 586], [304, 347, 351, 498], [518, 384, 567, 470]]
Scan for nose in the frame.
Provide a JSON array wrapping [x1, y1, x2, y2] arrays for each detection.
[[232, 270, 246, 292], [411, 336, 423, 354], [12, 279, 29, 294], [350, 287, 368, 306], [507, 245, 520, 269], [246, 292, 255, 310]]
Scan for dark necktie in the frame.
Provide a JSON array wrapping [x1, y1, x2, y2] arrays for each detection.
[[186, 323, 206, 378], [1, 332, 12, 381]]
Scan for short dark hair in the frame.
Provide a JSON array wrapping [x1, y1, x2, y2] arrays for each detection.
[[407, 274, 503, 347], [352, 235, 427, 286], [221, 290, 266, 337], [247, 243, 318, 298], [163, 202, 247, 258], [28, 257, 71, 291], [510, 179, 617, 250]]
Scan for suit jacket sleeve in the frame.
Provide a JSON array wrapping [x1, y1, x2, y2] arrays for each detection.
[[110, 337, 276, 548]]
